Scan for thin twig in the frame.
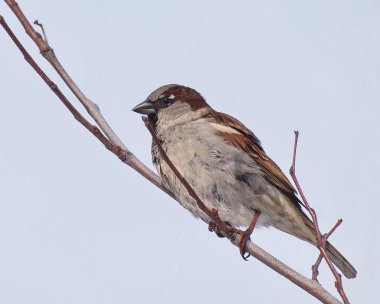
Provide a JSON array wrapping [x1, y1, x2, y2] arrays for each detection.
[[33, 20, 48, 44], [312, 254, 324, 280], [289, 131, 349, 304], [325, 219, 343, 240]]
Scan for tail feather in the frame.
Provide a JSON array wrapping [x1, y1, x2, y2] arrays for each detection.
[[299, 212, 357, 279], [326, 241, 357, 279]]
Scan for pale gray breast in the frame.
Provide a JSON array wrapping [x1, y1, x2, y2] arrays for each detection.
[[154, 118, 269, 199]]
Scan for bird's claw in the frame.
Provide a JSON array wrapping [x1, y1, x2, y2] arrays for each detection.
[[238, 231, 252, 261]]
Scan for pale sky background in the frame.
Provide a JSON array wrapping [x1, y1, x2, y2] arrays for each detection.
[[1, 1, 379, 303]]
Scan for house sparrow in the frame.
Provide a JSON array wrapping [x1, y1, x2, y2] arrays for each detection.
[[132, 84, 357, 279]]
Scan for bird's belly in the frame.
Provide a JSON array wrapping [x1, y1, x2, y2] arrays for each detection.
[[162, 140, 264, 226]]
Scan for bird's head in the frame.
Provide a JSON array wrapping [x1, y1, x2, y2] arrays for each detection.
[[132, 84, 212, 130]]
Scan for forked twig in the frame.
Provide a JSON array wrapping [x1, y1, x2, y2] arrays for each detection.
[[289, 131, 349, 304]]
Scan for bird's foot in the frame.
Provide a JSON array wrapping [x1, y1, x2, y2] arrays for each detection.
[[237, 209, 261, 261], [207, 208, 261, 261]]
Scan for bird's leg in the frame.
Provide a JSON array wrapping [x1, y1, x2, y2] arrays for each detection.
[[238, 209, 261, 261]]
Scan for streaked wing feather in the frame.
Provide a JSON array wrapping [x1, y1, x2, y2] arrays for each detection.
[[207, 111, 301, 206]]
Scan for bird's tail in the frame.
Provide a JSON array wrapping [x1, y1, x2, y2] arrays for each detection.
[[326, 241, 357, 279]]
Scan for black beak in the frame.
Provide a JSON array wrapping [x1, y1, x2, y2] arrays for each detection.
[[132, 100, 156, 115]]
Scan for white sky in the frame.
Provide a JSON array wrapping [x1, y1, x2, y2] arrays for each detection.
[[1, 1, 379, 303]]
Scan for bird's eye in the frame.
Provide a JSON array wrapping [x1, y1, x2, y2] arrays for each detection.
[[161, 97, 171, 106]]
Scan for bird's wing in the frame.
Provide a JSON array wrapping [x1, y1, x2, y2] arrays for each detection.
[[206, 111, 302, 206]]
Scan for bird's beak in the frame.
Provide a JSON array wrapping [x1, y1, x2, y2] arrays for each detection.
[[132, 100, 156, 115]]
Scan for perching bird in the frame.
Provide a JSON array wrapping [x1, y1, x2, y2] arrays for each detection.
[[132, 84, 357, 279]]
